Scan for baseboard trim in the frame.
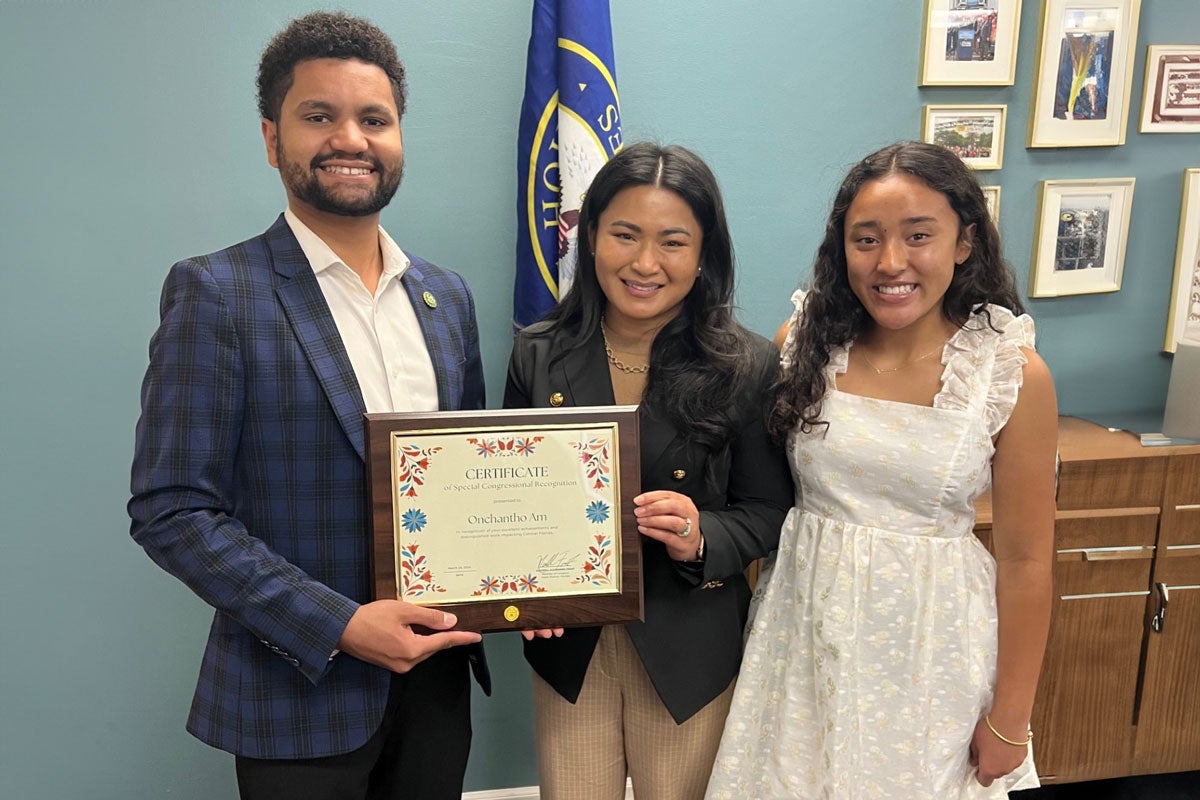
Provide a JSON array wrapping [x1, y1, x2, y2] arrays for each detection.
[[462, 788, 538, 800], [464, 778, 634, 799]]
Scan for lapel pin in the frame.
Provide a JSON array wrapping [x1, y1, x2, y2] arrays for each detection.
[[422, 291, 437, 309], [672, 469, 687, 480], [549, 392, 564, 407]]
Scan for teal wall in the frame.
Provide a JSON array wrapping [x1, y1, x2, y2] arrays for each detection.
[[2, 1, 1197, 796]]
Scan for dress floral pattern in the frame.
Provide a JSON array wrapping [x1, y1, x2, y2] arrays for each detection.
[[706, 293, 1039, 799]]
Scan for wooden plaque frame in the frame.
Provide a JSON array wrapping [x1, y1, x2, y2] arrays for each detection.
[[365, 406, 643, 632]]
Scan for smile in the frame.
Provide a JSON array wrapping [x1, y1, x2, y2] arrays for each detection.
[[622, 279, 662, 296], [876, 284, 916, 296], [320, 165, 373, 176]]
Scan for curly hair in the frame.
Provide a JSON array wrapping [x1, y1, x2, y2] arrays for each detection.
[[256, 11, 407, 122], [532, 142, 756, 476], [770, 141, 1025, 439]]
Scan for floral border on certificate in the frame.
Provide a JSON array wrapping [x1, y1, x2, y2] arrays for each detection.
[[571, 437, 612, 490], [573, 533, 615, 586], [401, 544, 446, 597], [465, 435, 545, 457], [471, 574, 548, 596], [394, 444, 442, 498]]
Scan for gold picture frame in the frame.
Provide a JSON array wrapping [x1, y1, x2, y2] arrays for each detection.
[[981, 185, 1002, 224], [1165, 169, 1200, 352], [1029, 178, 1135, 297], [1026, 0, 1142, 148], [1139, 45, 1200, 134], [922, 104, 1007, 170], [919, 0, 1022, 86]]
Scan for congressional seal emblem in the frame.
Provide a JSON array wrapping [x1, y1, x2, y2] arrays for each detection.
[[514, 0, 622, 329]]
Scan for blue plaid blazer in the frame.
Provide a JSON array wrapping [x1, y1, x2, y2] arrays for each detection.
[[129, 215, 487, 759]]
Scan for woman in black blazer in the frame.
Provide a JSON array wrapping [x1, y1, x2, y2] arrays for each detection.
[[504, 142, 793, 800]]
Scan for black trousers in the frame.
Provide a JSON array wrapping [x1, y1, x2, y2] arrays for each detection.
[[235, 648, 473, 800]]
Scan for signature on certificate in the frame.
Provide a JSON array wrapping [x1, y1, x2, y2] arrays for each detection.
[[537, 550, 575, 570]]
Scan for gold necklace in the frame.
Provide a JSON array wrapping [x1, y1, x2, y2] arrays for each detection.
[[601, 319, 650, 374], [858, 340, 947, 375]]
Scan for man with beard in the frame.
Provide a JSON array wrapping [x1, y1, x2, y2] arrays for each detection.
[[129, 12, 488, 799]]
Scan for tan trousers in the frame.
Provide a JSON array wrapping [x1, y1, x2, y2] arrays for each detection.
[[533, 626, 735, 800]]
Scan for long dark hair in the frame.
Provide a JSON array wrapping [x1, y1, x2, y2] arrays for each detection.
[[770, 141, 1025, 438], [535, 142, 755, 461]]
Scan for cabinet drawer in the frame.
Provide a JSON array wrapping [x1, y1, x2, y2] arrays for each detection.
[[1155, 545, 1200, 586], [1134, 583, 1200, 775], [1033, 593, 1144, 781], [1054, 509, 1160, 550], [1163, 454, 1200, 507], [1055, 557, 1154, 597], [1159, 505, 1200, 550], [1057, 457, 1167, 510]]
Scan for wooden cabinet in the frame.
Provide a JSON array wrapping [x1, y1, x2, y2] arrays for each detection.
[[977, 417, 1200, 784], [1031, 512, 1155, 781], [1132, 453, 1200, 777]]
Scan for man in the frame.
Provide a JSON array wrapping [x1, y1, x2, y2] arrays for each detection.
[[129, 12, 489, 799]]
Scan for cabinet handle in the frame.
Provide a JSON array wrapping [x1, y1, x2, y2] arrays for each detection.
[[1053, 450, 1061, 503], [1059, 590, 1149, 600], [1151, 582, 1169, 634], [1081, 547, 1154, 561]]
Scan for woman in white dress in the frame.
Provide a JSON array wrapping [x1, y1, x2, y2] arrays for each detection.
[[706, 141, 1058, 799]]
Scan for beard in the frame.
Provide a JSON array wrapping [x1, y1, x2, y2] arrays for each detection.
[[277, 142, 403, 217]]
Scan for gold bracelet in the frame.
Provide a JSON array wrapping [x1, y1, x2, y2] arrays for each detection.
[[985, 715, 1033, 747]]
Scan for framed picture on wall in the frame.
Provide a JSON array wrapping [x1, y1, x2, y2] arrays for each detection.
[[922, 104, 1006, 169], [1165, 169, 1200, 352], [1029, 178, 1135, 297], [1027, 0, 1142, 148], [919, 0, 1022, 86], [981, 185, 1002, 223], [1139, 45, 1200, 133]]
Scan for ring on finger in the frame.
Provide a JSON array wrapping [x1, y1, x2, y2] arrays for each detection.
[[677, 517, 692, 538]]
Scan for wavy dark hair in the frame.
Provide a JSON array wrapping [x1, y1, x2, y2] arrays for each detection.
[[770, 140, 1025, 438], [535, 142, 756, 468], [257, 11, 407, 122]]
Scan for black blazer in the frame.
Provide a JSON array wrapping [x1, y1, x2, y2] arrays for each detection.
[[504, 324, 793, 723]]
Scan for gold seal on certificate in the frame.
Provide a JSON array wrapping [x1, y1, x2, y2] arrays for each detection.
[[365, 406, 643, 632]]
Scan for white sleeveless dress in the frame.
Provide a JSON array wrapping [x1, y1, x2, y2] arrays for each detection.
[[706, 293, 1040, 799]]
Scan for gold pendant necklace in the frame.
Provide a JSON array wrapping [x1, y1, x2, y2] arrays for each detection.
[[859, 340, 947, 375], [601, 318, 650, 374]]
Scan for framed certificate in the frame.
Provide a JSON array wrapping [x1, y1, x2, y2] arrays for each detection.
[[365, 406, 643, 632]]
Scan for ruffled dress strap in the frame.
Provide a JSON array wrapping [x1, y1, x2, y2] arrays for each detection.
[[779, 289, 806, 371], [782, 289, 851, 381], [935, 304, 1036, 437]]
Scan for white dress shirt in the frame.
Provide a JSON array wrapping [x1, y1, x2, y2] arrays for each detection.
[[284, 208, 438, 414]]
